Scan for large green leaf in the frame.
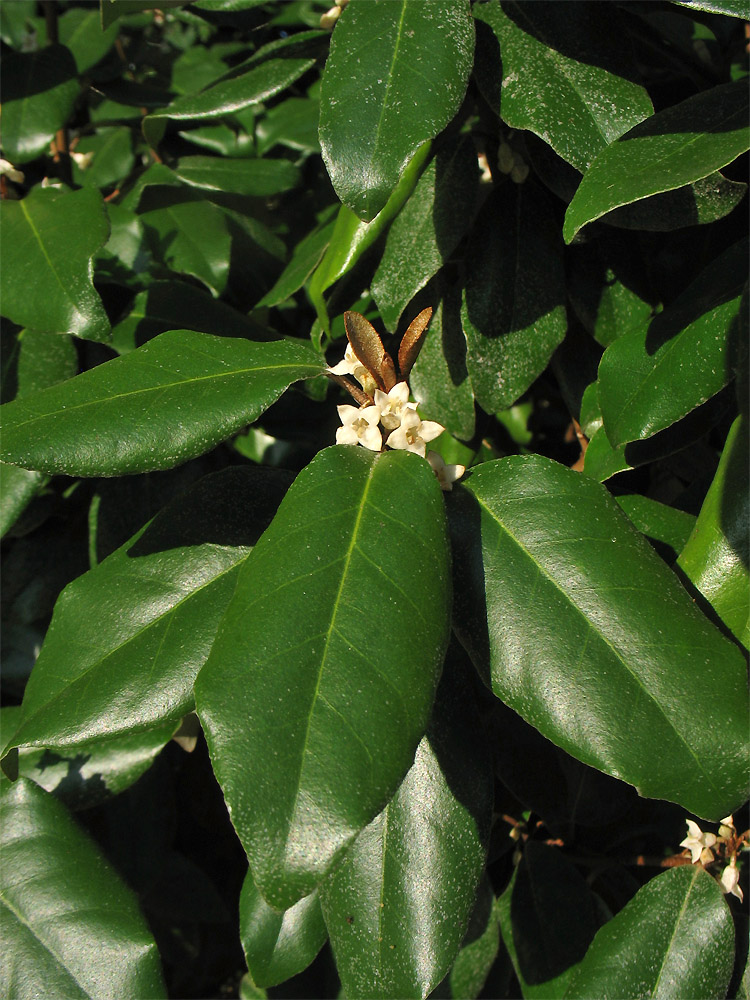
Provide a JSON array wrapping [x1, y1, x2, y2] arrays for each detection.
[[0, 777, 165, 999], [0, 187, 111, 342], [678, 415, 749, 645], [0, 331, 324, 476], [320, 653, 492, 999], [449, 455, 749, 819], [240, 877, 327, 988], [462, 183, 566, 413], [564, 80, 750, 242], [319, 0, 474, 221], [171, 155, 301, 197], [143, 33, 322, 147], [195, 446, 452, 910], [371, 135, 478, 331], [597, 239, 746, 447], [4, 468, 290, 756], [473, 2, 653, 172], [256, 216, 336, 309], [565, 866, 735, 999], [59, 7, 118, 73], [0, 45, 79, 163]]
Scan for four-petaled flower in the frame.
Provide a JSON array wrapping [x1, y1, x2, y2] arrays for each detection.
[[427, 451, 465, 491], [336, 404, 382, 451], [680, 819, 717, 865], [721, 859, 743, 902], [386, 408, 444, 458], [374, 382, 412, 431], [328, 343, 379, 396]]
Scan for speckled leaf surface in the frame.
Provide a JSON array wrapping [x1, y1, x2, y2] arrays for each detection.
[[319, 0, 475, 221], [196, 446, 452, 910], [449, 455, 749, 819]]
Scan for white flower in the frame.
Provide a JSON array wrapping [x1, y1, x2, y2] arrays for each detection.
[[374, 382, 411, 431], [718, 816, 736, 841], [427, 451, 465, 491], [329, 343, 378, 396], [386, 408, 444, 458], [721, 859, 743, 901], [320, 5, 342, 29], [0, 159, 24, 184], [336, 404, 382, 451], [680, 819, 717, 865]]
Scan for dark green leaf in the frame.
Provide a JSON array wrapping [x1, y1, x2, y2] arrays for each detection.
[[195, 446, 452, 909], [462, 183, 566, 412], [0, 45, 79, 163], [240, 877, 327, 988], [616, 494, 696, 560], [678, 415, 749, 645], [602, 171, 747, 232], [319, 0, 475, 221], [672, 0, 749, 16], [5, 468, 290, 755], [565, 866, 735, 1000], [100, 0, 185, 30], [448, 880, 502, 1000], [59, 7, 118, 74], [0, 331, 324, 477], [473, 2, 653, 172], [0, 777, 166, 999], [449, 455, 749, 819], [371, 135, 478, 331], [71, 127, 135, 191], [0, 465, 46, 539], [171, 155, 301, 196], [255, 96, 321, 156], [257, 216, 336, 309], [564, 81, 750, 242], [320, 653, 492, 999], [0, 186, 111, 342], [597, 239, 747, 447]]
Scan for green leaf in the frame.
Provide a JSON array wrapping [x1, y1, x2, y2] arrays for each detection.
[[678, 415, 749, 645], [0, 777, 166, 999], [143, 33, 322, 147], [449, 455, 749, 819], [0, 45, 79, 163], [0, 331, 324, 476], [255, 96, 321, 156], [473, 2, 653, 172], [195, 446, 452, 909], [59, 7, 118, 74], [240, 877, 327, 988], [672, 0, 750, 17], [602, 170, 747, 233], [371, 135, 478, 331], [0, 187, 111, 342], [4, 468, 290, 755], [565, 866, 735, 1000], [410, 285, 475, 441], [257, 215, 336, 309], [462, 183, 566, 413], [171, 155, 301, 196], [100, 0, 185, 30], [498, 845, 598, 999], [319, 0, 475, 221], [448, 880, 502, 1000], [320, 652, 492, 999], [564, 80, 750, 242], [615, 494, 696, 561], [72, 127, 135, 191], [0, 465, 46, 538], [597, 239, 747, 447]]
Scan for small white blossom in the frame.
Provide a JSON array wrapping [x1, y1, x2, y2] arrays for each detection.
[[718, 816, 736, 840], [336, 404, 382, 451], [721, 859, 743, 901], [427, 451, 465, 491], [320, 4, 342, 29], [0, 159, 24, 183], [374, 382, 412, 431], [386, 408, 444, 458], [329, 343, 378, 396], [71, 150, 94, 171], [680, 819, 717, 865]]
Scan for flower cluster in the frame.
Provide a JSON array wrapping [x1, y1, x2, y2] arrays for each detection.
[[679, 815, 746, 902]]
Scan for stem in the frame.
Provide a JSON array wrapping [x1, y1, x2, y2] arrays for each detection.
[[324, 371, 372, 407], [42, 0, 73, 187]]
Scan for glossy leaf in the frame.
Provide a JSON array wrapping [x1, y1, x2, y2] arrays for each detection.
[[473, 2, 653, 172], [371, 136, 477, 331], [1, 45, 79, 163], [678, 415, 749, 645], [257, 216, 336, 309], [143, 34, 322, 147], [4, 468, 290, 755], [171, 155, 301, 196], [564, 80, 750, 242], [320, 653, 492, 999], [0, 186, 111, 342], [59, 7, 118, 73], [597, 239, 746, 447], [462, 183, 566, 413], [240, 877, 327, 988], [616, 494, 696, 561], [602, 170, 747, 233], [255, 96, 321, 156], [0, 331, 324, 476], [0, 777, 166, 999], [673, 0, 750, 16], [72, 127, 135, 191], [195, 446, 451, 909], [449, 455, 749, 819], [565, 866, 735, 1000], [0, 465, 46, 539], [319, 0, 475, 221], [448, 880, 502, 1000], [100, 0, 185, 29]]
